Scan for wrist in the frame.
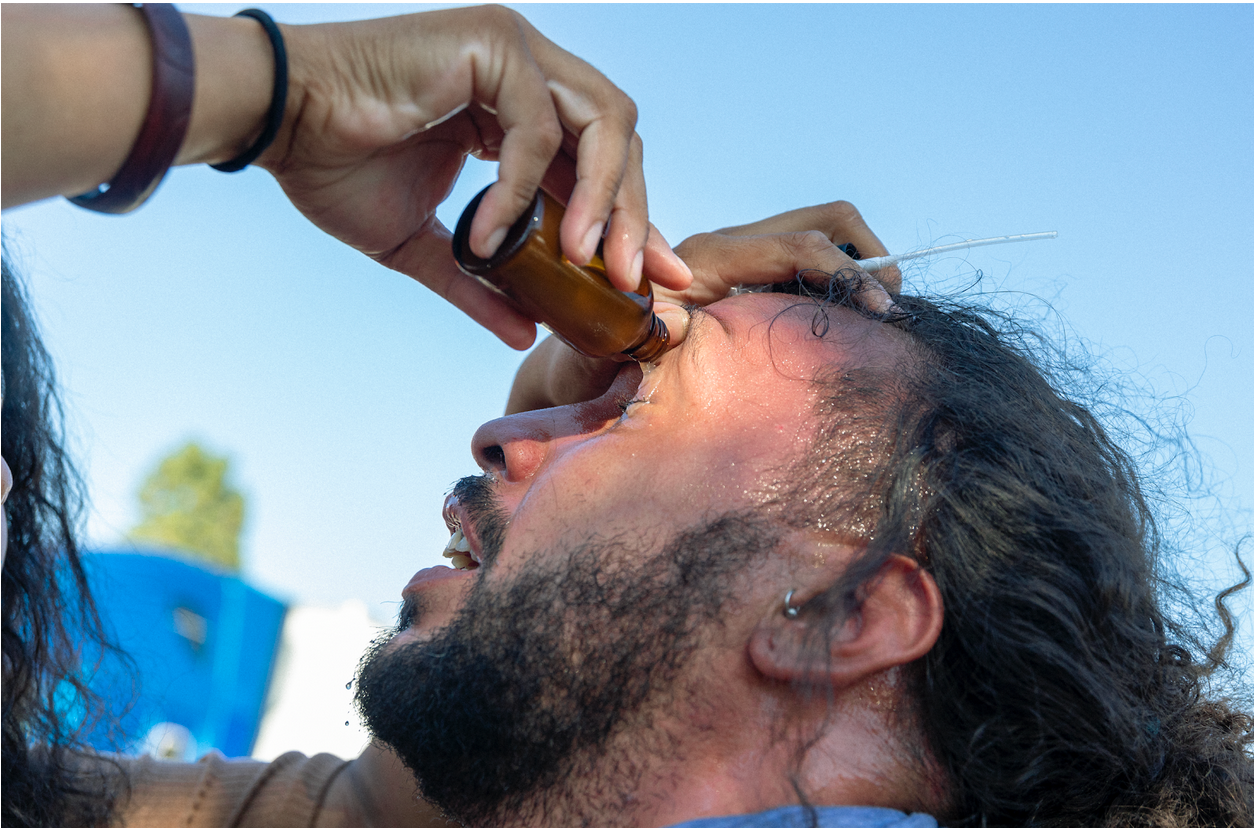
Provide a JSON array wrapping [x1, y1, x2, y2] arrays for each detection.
[[254, 20, 323, 173], [176, 13, 273, 167]]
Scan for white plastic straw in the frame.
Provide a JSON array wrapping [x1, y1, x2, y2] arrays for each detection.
[[856, 231, 1058, 273]]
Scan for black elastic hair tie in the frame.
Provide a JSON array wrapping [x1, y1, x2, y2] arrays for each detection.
[[211, 8, 287, 172]]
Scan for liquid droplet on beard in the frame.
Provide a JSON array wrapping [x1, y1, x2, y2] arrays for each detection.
[[345, 680, 353, 690]]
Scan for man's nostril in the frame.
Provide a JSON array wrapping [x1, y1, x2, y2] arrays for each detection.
[[482, 445, 506, 470]]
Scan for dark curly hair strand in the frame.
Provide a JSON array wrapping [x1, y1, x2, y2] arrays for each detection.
[[2, 253, 121, 828], [772, 274, 1253, 827]]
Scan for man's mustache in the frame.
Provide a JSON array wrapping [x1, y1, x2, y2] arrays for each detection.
[[451, 474, 509, 568], [396, 476, 509, 632]]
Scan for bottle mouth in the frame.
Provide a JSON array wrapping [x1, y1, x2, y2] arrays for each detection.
[[623, 314, 670, 363], [452, 185, 541, 275]]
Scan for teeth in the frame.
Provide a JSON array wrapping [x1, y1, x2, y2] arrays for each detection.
[[442, 528, 476, 570], [442, 528, 466, 558]]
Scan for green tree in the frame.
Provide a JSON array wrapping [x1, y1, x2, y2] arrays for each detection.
[[129, 441, 245, 571]]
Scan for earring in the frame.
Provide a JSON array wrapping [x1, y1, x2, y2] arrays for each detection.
[[783, 589, 800, 619]]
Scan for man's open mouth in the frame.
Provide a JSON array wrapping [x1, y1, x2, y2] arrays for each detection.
[[441, 493, 483, 571], [442, 524, 481, 570]]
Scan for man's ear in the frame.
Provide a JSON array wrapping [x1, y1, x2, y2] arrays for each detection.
[[748, 555, 943, 686]]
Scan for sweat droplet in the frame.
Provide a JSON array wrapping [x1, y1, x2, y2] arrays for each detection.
[[345, 681, 352, 690]]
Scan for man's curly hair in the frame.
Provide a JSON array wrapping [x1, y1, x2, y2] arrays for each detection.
[[772, 272, 1253, 827]]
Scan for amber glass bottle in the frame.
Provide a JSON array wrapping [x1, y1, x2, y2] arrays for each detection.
[[451, 186, 669, 361]]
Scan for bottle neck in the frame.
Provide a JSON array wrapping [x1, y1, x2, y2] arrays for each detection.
[[623, 313, 669, 362]]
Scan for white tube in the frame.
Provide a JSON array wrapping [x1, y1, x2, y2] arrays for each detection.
[[856, 231, 1058, 273]]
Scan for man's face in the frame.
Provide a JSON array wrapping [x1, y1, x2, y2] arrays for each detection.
[[402, 292, 901, 633], [358, 293, 903, 826]]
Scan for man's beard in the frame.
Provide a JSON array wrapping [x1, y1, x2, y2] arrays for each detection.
[[355, 476, 778, 828]]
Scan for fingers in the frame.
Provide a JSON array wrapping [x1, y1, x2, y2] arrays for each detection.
[[466, 11, 565, 260], [669, 230, 897, 315], [459, 8, 653, 296], [585, 131, 647, 292], [540, 163, 692, 294], [672, 230, 856, 302], [641, 223, 693, 292], [716, 201, 902, 294], [653, 301, 693, 348], [519, 16, 652, 294]]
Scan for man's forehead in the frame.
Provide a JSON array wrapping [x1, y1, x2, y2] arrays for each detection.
[[684, 292, 906, 377]]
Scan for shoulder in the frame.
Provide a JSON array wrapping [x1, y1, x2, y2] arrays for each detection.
[[105, 750, 351, 828]]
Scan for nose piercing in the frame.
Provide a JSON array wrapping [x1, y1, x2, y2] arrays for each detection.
[[783, 589, 800, 619]]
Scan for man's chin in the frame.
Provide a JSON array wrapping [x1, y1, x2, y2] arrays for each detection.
[[381, 595, 462, 655], [355, 512, 770, 828]]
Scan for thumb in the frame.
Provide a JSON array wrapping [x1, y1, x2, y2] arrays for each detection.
[[654, 301, 691, 348]]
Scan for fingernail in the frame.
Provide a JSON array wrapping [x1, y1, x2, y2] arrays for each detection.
[[628, 250, 644, 292], [483, 226, 508, 258], [676, 255, 694, 285], [580, 221, 605, 263], [871, 282, 893, 309]]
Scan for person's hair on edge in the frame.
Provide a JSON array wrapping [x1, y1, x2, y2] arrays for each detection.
[[758, 269, 1254, 826], [2, 248, 129, 828]]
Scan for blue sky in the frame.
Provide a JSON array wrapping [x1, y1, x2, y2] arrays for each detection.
[[4, 4, 1251, 641]]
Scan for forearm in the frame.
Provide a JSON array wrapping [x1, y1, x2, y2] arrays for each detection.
[[506, 335, 623, 415], [1, 4, 272, 209], [507, 339, 567, 415]]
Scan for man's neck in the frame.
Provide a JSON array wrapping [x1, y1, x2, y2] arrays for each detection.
[[488, 685, 939, 828]]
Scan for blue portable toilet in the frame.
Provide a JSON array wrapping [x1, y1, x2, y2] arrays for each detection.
[[78, 549, 287, 759]]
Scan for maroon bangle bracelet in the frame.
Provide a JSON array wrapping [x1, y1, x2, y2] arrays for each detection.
[[69, 4, 194, 214]]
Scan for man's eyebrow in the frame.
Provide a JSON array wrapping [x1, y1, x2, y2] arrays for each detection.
[[686, 305, 731, 343], [675, 305, 730, 376]]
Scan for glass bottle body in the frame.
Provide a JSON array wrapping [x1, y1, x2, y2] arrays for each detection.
[[451, 186, 668, 361]]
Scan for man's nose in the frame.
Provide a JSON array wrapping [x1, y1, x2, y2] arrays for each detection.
[[471, 411, 554, 483]]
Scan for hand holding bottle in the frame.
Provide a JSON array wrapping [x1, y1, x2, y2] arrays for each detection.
[[2, 4, 692, 350], [261, 6, 691, 349]]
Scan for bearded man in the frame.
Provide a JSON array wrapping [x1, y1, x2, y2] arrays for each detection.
[[356, 204, 1254, 828]]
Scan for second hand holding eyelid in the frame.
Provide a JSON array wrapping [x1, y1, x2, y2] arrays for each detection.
[[856, 231, 1059, 274]]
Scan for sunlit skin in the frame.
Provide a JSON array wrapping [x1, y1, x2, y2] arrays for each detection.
[[394, 291, 945, 826], [401, 292, 908, 636]]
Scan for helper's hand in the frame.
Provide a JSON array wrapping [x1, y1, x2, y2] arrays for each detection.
[[264, 6, 691, 350], [2, 5, 690, 349], [505, 200, 898, 414], [652, 200, 900, 346]]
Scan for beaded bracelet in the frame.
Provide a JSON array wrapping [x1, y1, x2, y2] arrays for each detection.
[[211, 9, 288, 173], [69, 4, 194, 215]]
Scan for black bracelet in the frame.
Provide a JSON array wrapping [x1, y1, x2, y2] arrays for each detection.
[[69, 4, 195, 214], [211, 8, 287, 172]]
